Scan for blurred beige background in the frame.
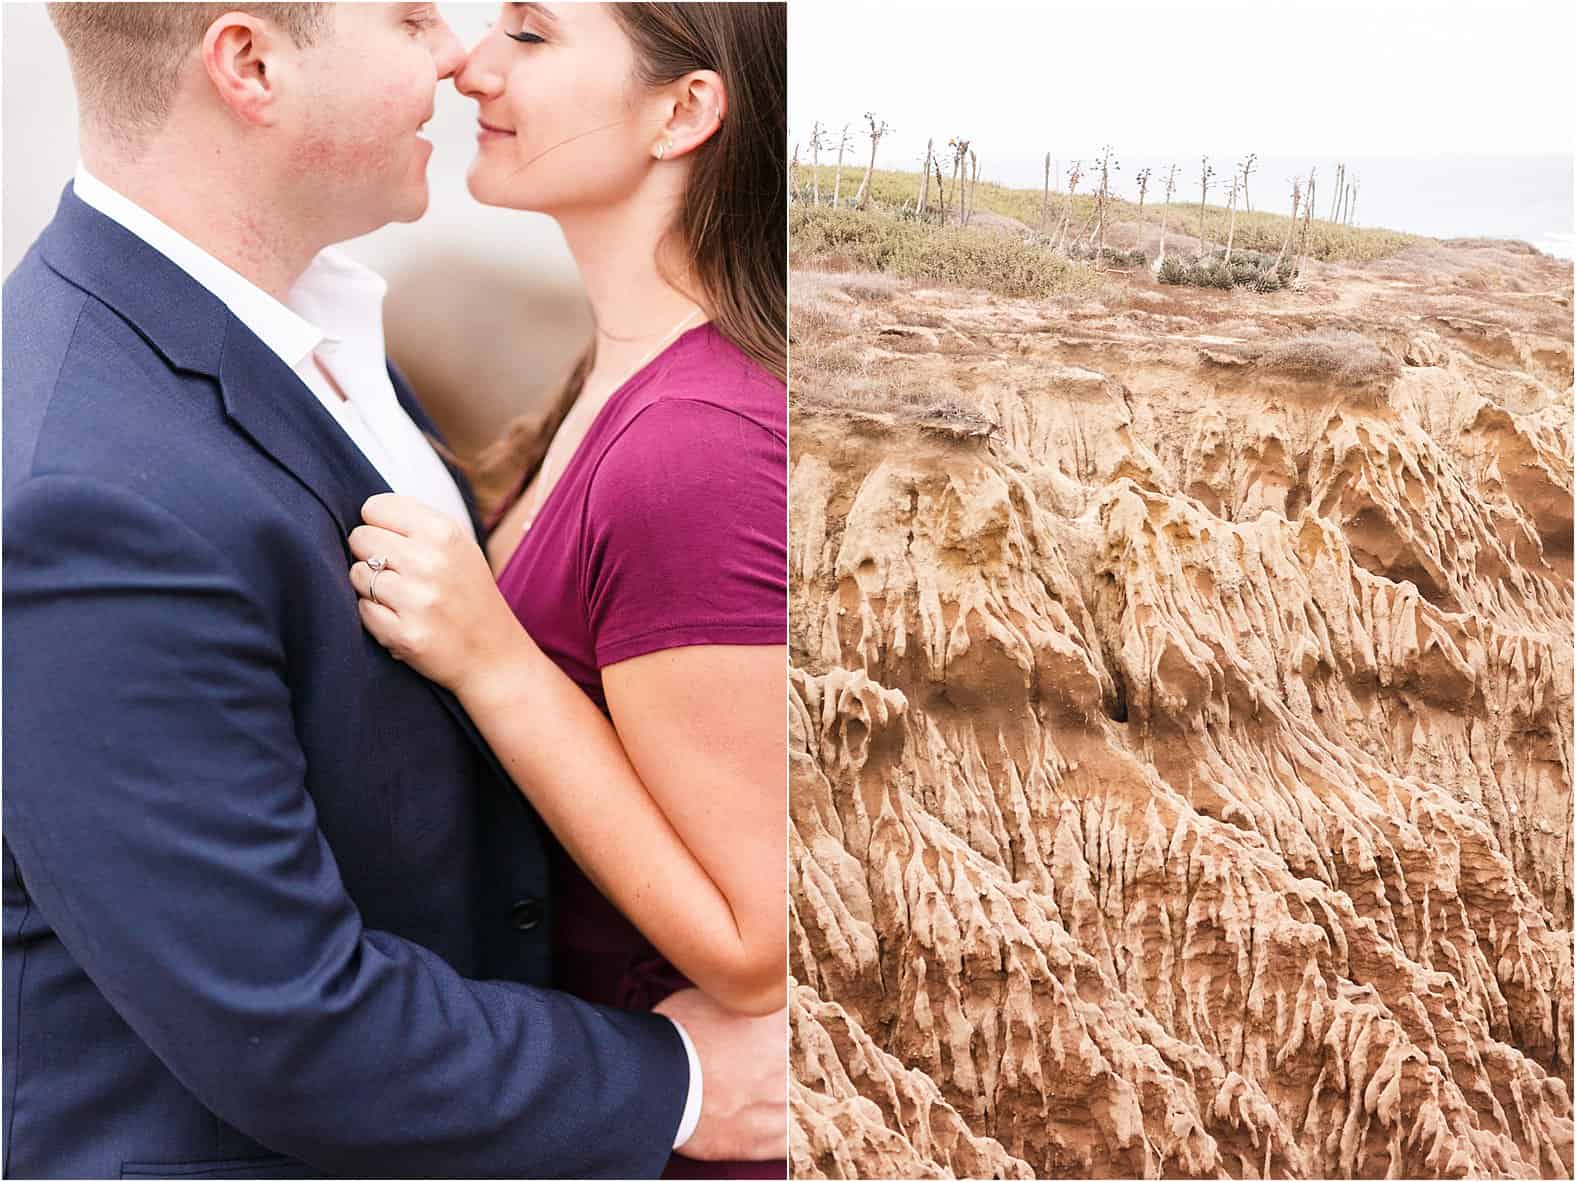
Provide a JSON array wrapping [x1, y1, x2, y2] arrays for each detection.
[[2, 1, 595, 455]]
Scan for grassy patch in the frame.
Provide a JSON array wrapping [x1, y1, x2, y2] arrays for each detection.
[[792, 165, 1419, 264], [1157, 202, 1417, 263], [791, 204, 1100, 299], [793, 164, 1087, 228]]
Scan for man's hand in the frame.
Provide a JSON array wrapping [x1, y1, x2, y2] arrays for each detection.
[[655, 987, 786, 1161]]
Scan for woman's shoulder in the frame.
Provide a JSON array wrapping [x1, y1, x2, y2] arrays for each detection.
[[583, 330, 784, 528], [613, 323, 785, 444], [576, 328, 787, 664]]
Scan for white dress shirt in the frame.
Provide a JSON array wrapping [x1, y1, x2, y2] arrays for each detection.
[[71, 165, 704, 1153]]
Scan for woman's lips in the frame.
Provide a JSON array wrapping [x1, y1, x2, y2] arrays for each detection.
[[477, 118, 516, 142]]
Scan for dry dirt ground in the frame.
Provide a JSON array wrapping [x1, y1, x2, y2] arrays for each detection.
[[789, 239, 1575, 1178]]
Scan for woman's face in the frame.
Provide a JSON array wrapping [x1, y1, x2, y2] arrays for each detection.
[[457, 3, 658, 214]]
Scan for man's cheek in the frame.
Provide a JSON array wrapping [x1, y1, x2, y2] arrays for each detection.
[[288, 127, 342, 173], [292, 124, 399, 177]]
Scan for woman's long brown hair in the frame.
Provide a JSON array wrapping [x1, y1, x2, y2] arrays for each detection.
[[461, 3, 786, 518]]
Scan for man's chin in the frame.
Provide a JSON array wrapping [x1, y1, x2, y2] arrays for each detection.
[[390, 182, 432, 225]]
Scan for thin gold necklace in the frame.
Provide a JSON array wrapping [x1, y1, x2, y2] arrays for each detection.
[[517, 306, 703, 535]]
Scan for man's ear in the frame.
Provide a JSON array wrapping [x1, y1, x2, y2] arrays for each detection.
[[655, 70, 726, 160], [200, 12, 284, 126]]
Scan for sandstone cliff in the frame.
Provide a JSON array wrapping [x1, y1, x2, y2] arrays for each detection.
[[789, 240, 1575, 1178]]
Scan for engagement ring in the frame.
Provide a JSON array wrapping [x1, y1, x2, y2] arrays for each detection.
[[367, 555, 389, 606]]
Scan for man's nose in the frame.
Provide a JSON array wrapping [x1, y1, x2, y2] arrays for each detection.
[[429, 13, 466, 81]]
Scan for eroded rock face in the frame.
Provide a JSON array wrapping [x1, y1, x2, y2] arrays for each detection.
[[789, 242, 1574, 1178]]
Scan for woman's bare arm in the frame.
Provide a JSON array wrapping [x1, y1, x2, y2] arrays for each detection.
[[460, 635, 786, 1016]]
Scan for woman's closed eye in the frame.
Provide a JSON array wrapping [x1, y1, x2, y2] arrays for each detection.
[[506, 28, 545, 45]]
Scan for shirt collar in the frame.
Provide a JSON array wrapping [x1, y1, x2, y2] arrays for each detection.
[[287, 246, 391, 372], [73, 162, 329, 370]]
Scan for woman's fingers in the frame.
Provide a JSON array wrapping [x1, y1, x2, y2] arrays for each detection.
[[356, 571, 441, 676], [349, 560, 407, 612], [348, 523, 415, 567], [348, 500, 503, 692], [362, 492, 453, 542]]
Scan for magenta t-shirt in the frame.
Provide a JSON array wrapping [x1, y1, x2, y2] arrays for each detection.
[[496, 322, 785, 709], [492, 323, 786, 1177]]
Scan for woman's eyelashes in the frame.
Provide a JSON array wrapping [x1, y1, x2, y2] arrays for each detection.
[[505, 29, 546, 44]]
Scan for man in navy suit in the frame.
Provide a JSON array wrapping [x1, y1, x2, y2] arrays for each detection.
[[2, 4, 785, 1177]]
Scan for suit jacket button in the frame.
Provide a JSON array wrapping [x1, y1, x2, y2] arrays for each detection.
[[510, 897, 543, 931]]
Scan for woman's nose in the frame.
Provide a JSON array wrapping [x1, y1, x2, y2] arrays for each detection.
[[454, 26, 507, 102]]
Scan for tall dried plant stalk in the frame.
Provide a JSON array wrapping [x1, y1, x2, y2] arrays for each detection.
[[831, 123, 852, 208], [1156, 163, 1179, 265], [853, 113, 891, 211], [809, 121, 825, 205], [1223, 175, 1239, 263], [1197, 154, 1216, 255], [1042, 152, 1052, 230], [1052, 159, 1082, 253]]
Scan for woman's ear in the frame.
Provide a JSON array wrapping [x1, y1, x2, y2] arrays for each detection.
[[201, 12, 284, 127], [653, 69, 726, 161]]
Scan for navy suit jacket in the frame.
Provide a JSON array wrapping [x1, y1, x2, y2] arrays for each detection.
[[1, 186, 688, 1179]]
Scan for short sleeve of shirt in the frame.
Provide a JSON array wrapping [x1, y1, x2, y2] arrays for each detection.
[[581, 397, 786, 668]]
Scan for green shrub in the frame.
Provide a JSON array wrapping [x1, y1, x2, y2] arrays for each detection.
[[1152, 247, 1291, 293], [1228, 258, 1261, 286], [1195, 260, 1235, 289]]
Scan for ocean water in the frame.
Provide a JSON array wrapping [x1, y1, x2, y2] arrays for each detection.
[[981, 153, 1575, 259]]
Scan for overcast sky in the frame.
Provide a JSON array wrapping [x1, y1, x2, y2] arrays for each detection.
[[790, 0, 1575, 175]]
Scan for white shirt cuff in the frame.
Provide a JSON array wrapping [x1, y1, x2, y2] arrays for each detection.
[[666, 1016, 703, 1151]]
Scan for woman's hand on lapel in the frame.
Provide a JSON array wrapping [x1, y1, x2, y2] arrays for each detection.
[[348, 493, 529, 695]]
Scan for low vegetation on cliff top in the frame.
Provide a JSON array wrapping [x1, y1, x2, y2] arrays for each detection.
[[792, 164, 1419, 266], [790, 204, 1100, 300]]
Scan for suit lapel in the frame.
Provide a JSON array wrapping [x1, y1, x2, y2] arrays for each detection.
[[217, 323, 389, 537], [381, 365, 509, 782]]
